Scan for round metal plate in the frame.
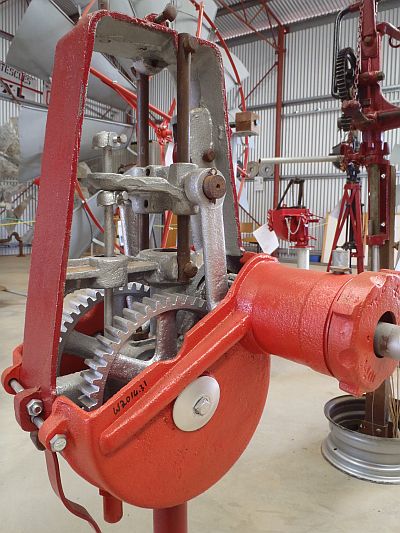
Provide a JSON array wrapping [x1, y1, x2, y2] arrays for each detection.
[[173, 376, 220, 432], [322, 395, 400, 484]]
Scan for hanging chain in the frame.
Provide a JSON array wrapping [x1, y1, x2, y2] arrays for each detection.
[[353, 0, 365, 100], [344, 0, 364, 144]]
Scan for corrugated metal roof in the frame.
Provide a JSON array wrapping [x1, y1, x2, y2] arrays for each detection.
[[215, 0, 363, 40]]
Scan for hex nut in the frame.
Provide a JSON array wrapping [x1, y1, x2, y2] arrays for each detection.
[[193, 396, 211, 416], [50, 434, 67, 453], [26, 399, 43, 417]]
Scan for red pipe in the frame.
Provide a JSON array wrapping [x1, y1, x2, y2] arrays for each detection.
[[273, 26, 286, 208], [153, 504, 188, 533], [196, 2, 204, 38], [90, 67, 172, 122], [161, 210, 174, 248], [75, 181, 124, 254]]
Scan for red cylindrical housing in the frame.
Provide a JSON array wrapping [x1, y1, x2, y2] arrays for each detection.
[[237, 258, 400, 395]]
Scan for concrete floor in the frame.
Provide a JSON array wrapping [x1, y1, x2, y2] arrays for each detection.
[[1, 255, 400, 533]]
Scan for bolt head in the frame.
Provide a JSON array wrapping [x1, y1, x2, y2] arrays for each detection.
[[50, 434, 67, 453], [162, 4, 177, 22], [202, 149, 216, 163], [193, 396, 211, 416], [26, 399, 43, 417], [183, 261, 198, 279]]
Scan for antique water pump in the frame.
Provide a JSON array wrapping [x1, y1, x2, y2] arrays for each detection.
[[3, 8, 400, 533]]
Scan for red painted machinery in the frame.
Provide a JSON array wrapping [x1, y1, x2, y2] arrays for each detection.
[[331, 0, 400, 265], [327, 0, 400, 452], [268, 178, 319, 248], [2, 5, 400, 533]]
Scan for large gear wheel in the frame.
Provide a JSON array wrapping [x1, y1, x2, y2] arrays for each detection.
[[58, 283, 150, 373], [335, 47, 357, 101], [79, 293, 208, 411]]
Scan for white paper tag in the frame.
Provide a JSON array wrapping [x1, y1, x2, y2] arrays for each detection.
[[253, 223, 279, 253]]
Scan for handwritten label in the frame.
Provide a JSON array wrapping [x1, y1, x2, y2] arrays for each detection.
[[113, 379, 148, 416]]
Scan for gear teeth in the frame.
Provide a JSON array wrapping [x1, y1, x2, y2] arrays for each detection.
[[113, 316, 132, 332], [142, 296, 161, 310], [85, 358, 107, 372], [152, 294, 169, 304], [132, 301, 152, 315], [96, 335, 115, 351], [78, 394, 97, 410], [122, 308, 143, 324], [77, 293, 92, 304], [80, 379, 100, 395], [104, 325, 121, 340]]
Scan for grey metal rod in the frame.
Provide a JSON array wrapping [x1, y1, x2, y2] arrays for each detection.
[[176, 33, 195, 281], [137, 73, 150, 250], [258, 155, 342, 164], [374, 322, 400, 361], [296, 248, 310, 270], [9, 379, 44, 430], [371, 245, 380, 272], [104, 204, 115, 327]]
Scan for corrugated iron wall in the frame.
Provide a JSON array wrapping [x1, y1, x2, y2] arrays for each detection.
[[1, 2, 400, 257], [229, 3, 400, 256]]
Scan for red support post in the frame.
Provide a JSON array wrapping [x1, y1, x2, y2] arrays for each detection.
[[153, 504, 188, 533], [273, 25, 286, 208]]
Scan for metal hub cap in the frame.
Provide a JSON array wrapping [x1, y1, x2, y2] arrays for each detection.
[[173, 376, 220, 432]]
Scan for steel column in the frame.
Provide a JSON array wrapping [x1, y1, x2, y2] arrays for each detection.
[[137, 73, 150, 250], [273, 26, 286, 208], [363, 164, 396, 437], [176, 33, 194, 281]]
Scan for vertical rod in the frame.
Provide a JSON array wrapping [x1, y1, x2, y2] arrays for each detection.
[[363, 164, 395, 437], [296, 248, 309, 270], [137, 73, 150, 250], [103, 204, 114, 327], [371, 245, 380, 272], [153, 504, 188, 533], [176, 33, 194, 281], [103, 146, 113, 174], [102, 143, 115, 327], [273, 26, 286, 208]]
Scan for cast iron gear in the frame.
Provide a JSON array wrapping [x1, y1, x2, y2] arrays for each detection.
[[58, 284, 150, 373], [79, 293, 208, 411], [335, 47, 357, 101]]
